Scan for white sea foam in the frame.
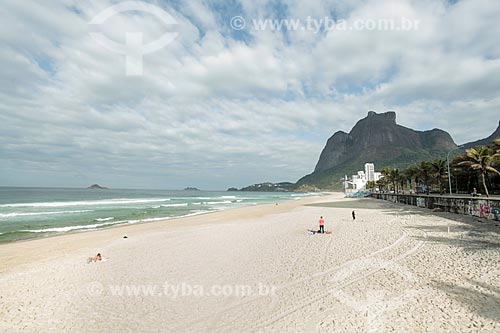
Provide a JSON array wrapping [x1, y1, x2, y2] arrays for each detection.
[[161, 203, 188, 208], [0, 210, 93, 218], [94, 217, 114, 222], [0, 198, 171, 208], [20, 210, 213, 233], [180, 210, 212, 218], [190, 201, 233, 205], [20, 220, 124, 233], [291, 193, 317, 197], [204, 201, 232, 205]]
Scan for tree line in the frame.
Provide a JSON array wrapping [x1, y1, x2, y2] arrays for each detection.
[[368, 138, 500, 197]]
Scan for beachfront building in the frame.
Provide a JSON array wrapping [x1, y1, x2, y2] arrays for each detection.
[[344, 163, 381, 193], [365, 163, 375, 181]]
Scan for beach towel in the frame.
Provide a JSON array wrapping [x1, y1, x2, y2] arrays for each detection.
[[307, 229, 332, 235]]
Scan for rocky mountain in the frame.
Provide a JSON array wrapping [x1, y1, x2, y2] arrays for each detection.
[[463, 121, 500, 148], [297, 111, 458, 189]]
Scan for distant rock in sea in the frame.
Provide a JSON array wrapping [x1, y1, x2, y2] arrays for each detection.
[[88, 184, 107, 189], [227, 187, 239, 192], [183, 187, 200, 191], [238, 182, 295, 192]]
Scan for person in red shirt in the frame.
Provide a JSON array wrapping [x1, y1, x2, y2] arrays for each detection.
[[319, 216, 325, 234]]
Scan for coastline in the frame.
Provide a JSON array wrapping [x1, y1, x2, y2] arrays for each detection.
[[0, 188, 311, 243], [0, 193, 331, 274], [1, 192, 499, 332]]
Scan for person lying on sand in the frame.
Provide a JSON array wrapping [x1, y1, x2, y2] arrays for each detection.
[[87, 253, 102, 263], [307, 229, 332, 235]]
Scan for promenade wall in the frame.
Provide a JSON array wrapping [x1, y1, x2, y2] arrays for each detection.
[[372, 193, 500, 221]]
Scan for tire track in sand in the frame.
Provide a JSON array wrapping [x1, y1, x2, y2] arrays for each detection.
[[198, 222, 409, 332], [245, 210, 428, 332]]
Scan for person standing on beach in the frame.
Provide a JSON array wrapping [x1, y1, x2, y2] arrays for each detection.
[[319, 216, 325, 234], [352, 210, 356, 220]]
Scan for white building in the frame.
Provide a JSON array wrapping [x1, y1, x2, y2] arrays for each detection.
[[344, 163, 381, 193], [365, 163, 375, 181]]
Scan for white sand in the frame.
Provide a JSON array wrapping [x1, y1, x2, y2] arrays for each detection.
[[0, 193, 499, 332]]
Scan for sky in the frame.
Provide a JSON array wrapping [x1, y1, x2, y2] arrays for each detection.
[[1, 0, 500, 190]]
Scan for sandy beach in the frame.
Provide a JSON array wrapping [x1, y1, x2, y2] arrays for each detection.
[[0, 193, 499, 332]]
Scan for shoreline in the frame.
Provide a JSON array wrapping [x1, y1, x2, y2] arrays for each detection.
[[1, 193, 499, 331], [0, 190, 323, 243], [0, 193, 333, 274]]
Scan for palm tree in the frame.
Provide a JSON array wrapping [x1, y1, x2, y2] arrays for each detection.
[[493, 138, 500, 153], [381, 167, 394, 192], [390, 169, 400, 193], [417, 161, 433, 194], [458, 147, 500, 197], [403, 167, 420, 193], [381, 168, 400, 193], [398, 172, 408, 193], [376, 178, 388, 192], [366, 181, 376, 191], [431, 159, 447, 193]]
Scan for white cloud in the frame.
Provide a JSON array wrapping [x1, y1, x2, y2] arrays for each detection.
[[1, 0, 499, 189]]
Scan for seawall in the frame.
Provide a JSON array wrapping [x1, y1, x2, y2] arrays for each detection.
[[372, 194, 500, 221]]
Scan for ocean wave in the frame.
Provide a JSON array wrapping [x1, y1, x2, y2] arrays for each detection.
[[161, 203, 189, 208], [19, 220, 125, 233], [189, 201, 233, 206], [291, 193, 317, 197], [220, 196, 236, 199], [20, 210, 213, 233], [0, 198, 171, 208], [204, 201, 232, 205], [180, 210, 212, 218], [94, 217, 114, 222], [0, 210, 94, 218]]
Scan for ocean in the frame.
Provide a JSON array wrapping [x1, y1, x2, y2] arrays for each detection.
[[0, 187, 315, 243]]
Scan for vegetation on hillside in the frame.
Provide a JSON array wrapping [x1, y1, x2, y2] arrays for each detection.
[[374, 138, 500, 196], [297, 148, 454, 190]]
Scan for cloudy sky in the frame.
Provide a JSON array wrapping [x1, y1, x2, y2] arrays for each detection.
[[1, 0, 499, 190]]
